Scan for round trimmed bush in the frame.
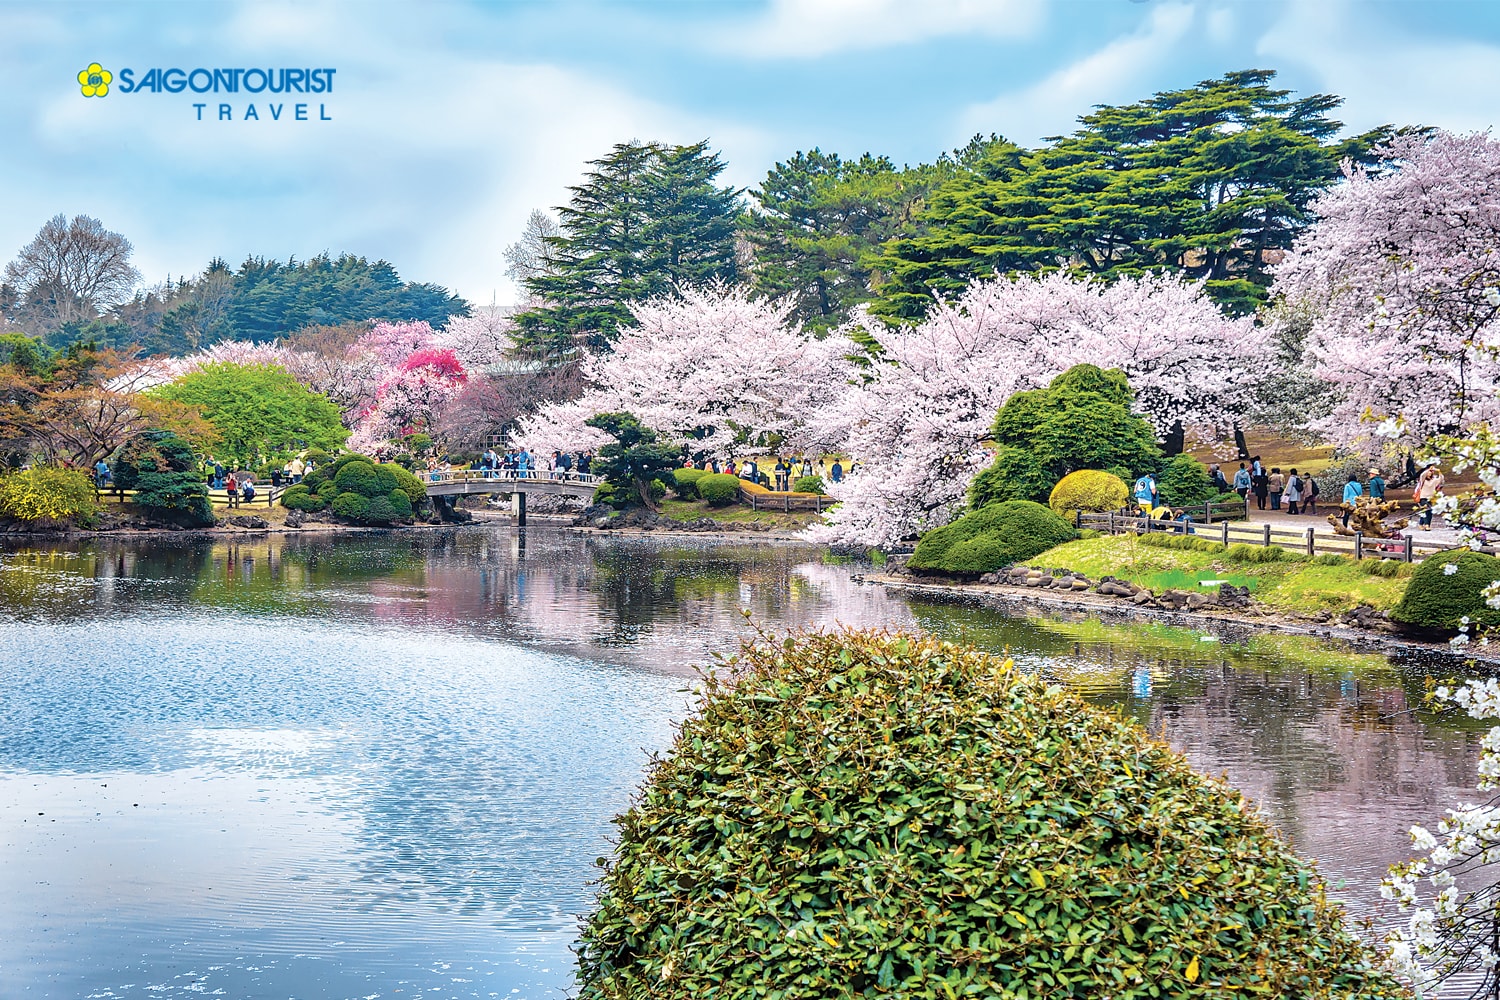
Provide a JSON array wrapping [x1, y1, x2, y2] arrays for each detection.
[[316, 478, 340, 499], [792, 474, 825, 495], [380, 463, 427, 506], [279, 485, 325, 512], [331, 452, 376, 475], [1048, 469, 1129, 521], [697, 473, 741, 507], [334, 460, 398, 499], [672, 467, 706, 498], [363, 494, 398, 524], [909, 500, 1077, 576], [577, 629, 1404, 1000], [386, 488, 413, 519], [1391, 549, 1500, 632], [329, 491, 370, 521]]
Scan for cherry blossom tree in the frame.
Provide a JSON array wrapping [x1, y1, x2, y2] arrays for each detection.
[[350, 346, 467, 453], [1274, 131, 1500, 451], [810, 271, 1258, 547], [512, 285, 859, 461], [439, 306, 517, 371]]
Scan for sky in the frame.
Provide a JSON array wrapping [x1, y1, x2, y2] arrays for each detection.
[[3, 0, 1500, 308]]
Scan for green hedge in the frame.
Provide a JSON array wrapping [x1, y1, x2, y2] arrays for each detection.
[[329, 491, 369, 521], [576, 629, 1404, 1000], [792, 474, 825, 495], [279, 485, 326, 512], [1391, 549, 1500, 631], [697, 473, 741, 507], [334, 460, 398, 499], [1156, 454, 1215, 507], [672, 467, 706, 498], [381, 463, 427, 506], [909, 500, 1076, 575]]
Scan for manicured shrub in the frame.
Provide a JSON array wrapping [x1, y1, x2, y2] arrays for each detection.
[[279, 485, 326, 513], [112, 429, 214, 526], [303, 449, 331, 465], [330, 491, 370, 521], [1048, 469, 1129, 521], [697, 473, 742, 507], [331, 452, 375, 475], [672, 467, 706, 498], [1139, 532, 1225, 553], [380, 463, 427, 506], [1391, 549, 1500, 632], [1157, 453, 1216, 507], [386, 488, 413, 519], [968, 445, 1053, 507], [577, 629, 1404, 1000], [334, 459, 398, 499], [363, 494, 398, 524], [0, 467, 97, 524], [909, 500, 1077, 575], [791, 474, 825, 495], [648, 479, 668, 503], [1225, 543, 1307, 564], [316, 478, 340, 499]]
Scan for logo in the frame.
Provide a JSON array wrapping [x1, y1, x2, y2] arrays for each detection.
[[77, 62, 112, 98]]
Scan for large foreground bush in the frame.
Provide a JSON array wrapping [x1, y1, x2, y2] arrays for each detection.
[[112, 429, 214, 526], [909, 500, 1076, 575], [0, 467, 97, 524], [578, 629, 1402, 999], [1391, 549, 1500, 632]]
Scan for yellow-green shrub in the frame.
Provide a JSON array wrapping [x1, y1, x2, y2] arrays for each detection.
[[0, 467, 98, 524], [1048, 469, 1129, 521]]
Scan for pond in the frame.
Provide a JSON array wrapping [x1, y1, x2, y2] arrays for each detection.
[[0, 527, 1483, 998]]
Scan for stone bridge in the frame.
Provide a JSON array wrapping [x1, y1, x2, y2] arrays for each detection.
[[424, 469, 601, 524]]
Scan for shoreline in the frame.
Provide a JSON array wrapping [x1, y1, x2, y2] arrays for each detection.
[[864, 572, 1496, 667]]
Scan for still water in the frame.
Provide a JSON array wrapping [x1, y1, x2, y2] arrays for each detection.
[[0, 527, 1485, 998]]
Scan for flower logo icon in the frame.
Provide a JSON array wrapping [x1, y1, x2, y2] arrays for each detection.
[[77, 63, 112, 98]]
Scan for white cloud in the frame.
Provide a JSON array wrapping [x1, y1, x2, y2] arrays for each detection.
[[719, 0, 1047, 59], [2, 2, 773, 308], [1257, 0, 1500, 135], [956, 2, 1195, 145]]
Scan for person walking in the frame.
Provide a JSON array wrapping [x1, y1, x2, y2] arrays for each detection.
[[1250, 466, 1270, 510], [1341, 474, 1364, 527], [1232, 463, 1251, 501], [1284, 468, 1302, 515], [1132, 472, 1158, 509], [225, 472, 238, 509], [1304, 473, 1320, 515], [830, 460, 843, 484], [1368, 468, 1386, 501], [1414, 465, 1445, 529], [1269, 468, 1285, 511], [1209, 463, 1229, 492], [289, 456, 305, 483]]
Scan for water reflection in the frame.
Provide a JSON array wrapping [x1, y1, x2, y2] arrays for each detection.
[[0, 527, 1487, 997]]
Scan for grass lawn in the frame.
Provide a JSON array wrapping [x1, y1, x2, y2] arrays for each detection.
[[658, 497, 822, 530], [1033, 533, 1415, 614]]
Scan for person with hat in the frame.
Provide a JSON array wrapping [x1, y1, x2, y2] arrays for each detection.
[[1368, 468, 1386, 501]]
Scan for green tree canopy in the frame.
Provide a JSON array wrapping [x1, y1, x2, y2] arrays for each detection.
[[970, 364, 1161, 507], [584, 411, 680, 511], [742, 150, 954, 333], [872, 69, 1398, 321], [514, 141, 741, 354], [152, 362, 347, 466]]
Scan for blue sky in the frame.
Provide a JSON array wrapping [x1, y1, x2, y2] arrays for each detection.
[[3, 0, 1500, 307]]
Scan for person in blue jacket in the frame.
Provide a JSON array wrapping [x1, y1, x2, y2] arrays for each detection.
[[1341, 474, 1364, 527]]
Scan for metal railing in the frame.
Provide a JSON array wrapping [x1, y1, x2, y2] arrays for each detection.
[[421, 469, 603, 486]]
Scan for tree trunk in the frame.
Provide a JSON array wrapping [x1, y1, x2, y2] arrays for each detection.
[[1162, 420, 1185, 457], [636, 477, 659, 512]]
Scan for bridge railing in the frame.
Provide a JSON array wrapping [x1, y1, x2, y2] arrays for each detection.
[[422, 469, 604, 487]]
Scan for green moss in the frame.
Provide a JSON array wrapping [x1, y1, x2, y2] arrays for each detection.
[[577, 629, 1404, 1000]]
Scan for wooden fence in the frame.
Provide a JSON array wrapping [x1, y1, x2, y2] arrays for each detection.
[[1078, 509, 1455, 563], [95, 485, 284, 509], [739, 483, 832, 513]]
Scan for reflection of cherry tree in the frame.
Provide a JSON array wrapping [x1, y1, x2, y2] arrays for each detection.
[[809, 272, 1257, 547], [514, 286, 858, 461], [1274, 131, 1500, 450]]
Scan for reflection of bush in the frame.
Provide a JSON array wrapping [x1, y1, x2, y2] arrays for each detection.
[[578, 629, 1401, 999]]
